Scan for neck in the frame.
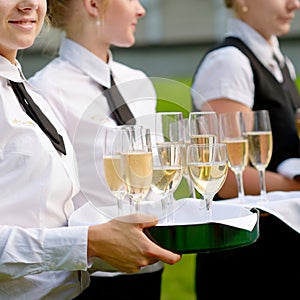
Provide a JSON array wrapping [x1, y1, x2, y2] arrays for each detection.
[[66, 23, 110, 63], [0, 49, 17, 65]]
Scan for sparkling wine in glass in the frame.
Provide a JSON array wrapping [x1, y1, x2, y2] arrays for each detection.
[[121, 126, 153, 213], [154, 112, 184, 216], [220, 111, 249, 203], [244, 110, 273, 202], [187, 143, 228, 221], [188, 111, 219, 145], [151, 142, 184, 223], [182, 118, 197, 198], [170, 118, 196, 198], [103, 127, 127, 216]]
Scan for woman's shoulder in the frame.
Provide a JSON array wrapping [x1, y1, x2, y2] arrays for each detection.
[[201, 45, 251, 70], [111, 61, 148, 81], [193, 45, 252, 88], [30, 57, 78, 82]]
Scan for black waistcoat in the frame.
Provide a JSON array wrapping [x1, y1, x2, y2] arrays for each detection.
[[192, 37, 300, 171]]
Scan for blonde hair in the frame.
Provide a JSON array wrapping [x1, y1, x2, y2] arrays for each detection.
[[47, 0, 110, 29]]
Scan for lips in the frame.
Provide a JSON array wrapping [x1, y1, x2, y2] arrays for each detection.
[[9, 19, 36, 25]]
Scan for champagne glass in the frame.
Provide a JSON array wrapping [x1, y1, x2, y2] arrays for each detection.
[[220, 111, 249, 203], [120, 126, 153, 213], [155, 112, 184, 143], [244, 110, 273, 202], [151, 142, 184, 223], [188, 111, 219, 145], [119, 124, 144, 212], [170, 118, 196, 198], [187, 143, 228, 221], [103, 127, 127, 216], [295, 108, 300, 139], [181, 118, 196, 198], [154, 112, 184, 216]]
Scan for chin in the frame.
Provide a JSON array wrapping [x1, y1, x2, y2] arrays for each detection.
[[277, 25, 291, 36], [115, 41, 135, 48], [18, 41, 35, 50]]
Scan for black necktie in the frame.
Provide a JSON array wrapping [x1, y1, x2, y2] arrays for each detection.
[[273, 55, 299, 108], [102, 73, 136, 126], [273, 54, 289, 82], [9, 80, 66, 155]]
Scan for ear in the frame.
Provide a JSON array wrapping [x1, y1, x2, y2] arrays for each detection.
[[83, 0, 100, 17]]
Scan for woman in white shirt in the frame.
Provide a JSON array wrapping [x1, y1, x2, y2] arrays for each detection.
[[192, 0, 300, 299], [29, 0, 166, 299], [0, 1, 180, 299]]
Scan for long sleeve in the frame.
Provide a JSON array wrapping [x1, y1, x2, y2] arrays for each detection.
[[0, 226, 89, 280], [0, 56, 87, 298]]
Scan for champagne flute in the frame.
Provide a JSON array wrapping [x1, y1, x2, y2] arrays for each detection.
[[120, 126, 153, 213], [187, 143, 228, 221], [181, 118, 196, 198], [188, 111, 219, 145], [119, 124, 144, 213], [154, 112, 184, 216], [151, 142, 184, 223], [220, 111, 249, 203], [170, 118, 196, 198], [244, 110, 273, 202], [155, 112, 184, 143], [103, 127, 127, 216]]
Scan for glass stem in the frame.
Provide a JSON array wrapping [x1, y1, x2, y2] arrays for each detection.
[[235, 171, 245, 203], [188, 178, 196, 198], [129, 197, 133, 214], [205, 197, 212, 222], [166, 194, 175, 224], [259, 169, 267, 201], [135, 200, 141, 213], [117, 198, 123, 216], [161, 196, 168, 224]]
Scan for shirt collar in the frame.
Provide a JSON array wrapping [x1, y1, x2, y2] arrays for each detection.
[[59, 37, 112, 88], [226, 18, 284, 66], [0, 56, 26, 82]]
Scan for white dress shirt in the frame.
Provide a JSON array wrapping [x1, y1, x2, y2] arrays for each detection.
[[29, 38, 163, 276], [0, 56, 90, 299], [192, 18, 297, 110]]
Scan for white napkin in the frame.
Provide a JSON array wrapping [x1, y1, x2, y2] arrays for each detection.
[[277, 158, 300, 179], [69, 198, 257, 231], [152, 198, 257, 231], [220, 191, 300, 233]]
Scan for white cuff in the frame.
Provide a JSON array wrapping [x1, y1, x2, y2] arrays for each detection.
[[277, 158, 300, 179]]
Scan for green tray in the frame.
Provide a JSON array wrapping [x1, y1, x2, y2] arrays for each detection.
[[145, 208, 259, 254]]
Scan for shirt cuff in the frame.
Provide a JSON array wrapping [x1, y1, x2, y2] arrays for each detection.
[[44, 225, 89, 271], [277, 158, 300, 179]]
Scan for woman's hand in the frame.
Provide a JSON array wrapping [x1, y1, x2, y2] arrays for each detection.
[[87, 214, 181, 273]]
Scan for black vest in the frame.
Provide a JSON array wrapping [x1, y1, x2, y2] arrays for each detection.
[[192, 37, 300, 171]]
